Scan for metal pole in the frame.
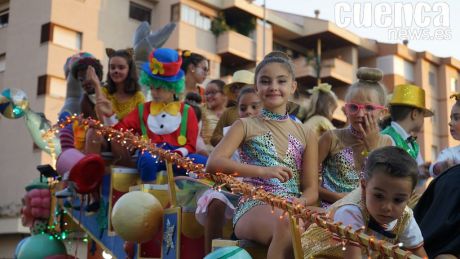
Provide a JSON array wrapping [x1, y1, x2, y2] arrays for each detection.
[[263, 0, 266, 57], [317, 38, 321, 85]]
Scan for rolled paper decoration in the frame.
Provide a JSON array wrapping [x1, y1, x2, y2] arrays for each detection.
[[24, 109, 62, 156], [0, 88, 29, 119]]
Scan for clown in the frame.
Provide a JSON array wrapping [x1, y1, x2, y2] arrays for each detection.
[[113, 48, 206, 182]]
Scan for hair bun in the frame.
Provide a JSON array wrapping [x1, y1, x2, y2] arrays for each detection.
[[357, 67, 383, 82]]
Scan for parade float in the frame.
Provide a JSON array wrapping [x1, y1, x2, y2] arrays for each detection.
[[0, 21, 423, 259]]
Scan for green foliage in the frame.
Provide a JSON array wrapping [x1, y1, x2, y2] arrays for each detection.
[[211, 12, 230, 36], [211, 11, 256, 37], [224, 11, 256, 37]]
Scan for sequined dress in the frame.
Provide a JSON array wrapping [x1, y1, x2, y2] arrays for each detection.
[[321, 130, 361, 208], [321, 129, 391, 208], [233, 109, 313, 226]]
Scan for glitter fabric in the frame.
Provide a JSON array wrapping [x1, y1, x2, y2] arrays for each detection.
[[302, 189, 412, 258], [260, 108, 289, 121], [321, 147, 361, 208], [233, 109, 306, 226]]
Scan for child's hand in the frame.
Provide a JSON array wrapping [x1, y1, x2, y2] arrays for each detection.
[[358, 112, 380, 151], [259, 166, 293, 182], [96, 97, 114, 118], [85, 66, 100, 87], [91, 69, 113, 118], [433, 159, 454, 176]]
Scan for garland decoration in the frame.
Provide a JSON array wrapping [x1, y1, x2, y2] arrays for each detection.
[[48, 115, 422, 259]]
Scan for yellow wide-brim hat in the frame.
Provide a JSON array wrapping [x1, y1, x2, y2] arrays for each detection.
[[224, 70, 255, 94], [389, 84, 433, 117]]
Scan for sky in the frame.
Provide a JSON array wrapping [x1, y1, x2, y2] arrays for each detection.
[[254, 0, 460, 60]]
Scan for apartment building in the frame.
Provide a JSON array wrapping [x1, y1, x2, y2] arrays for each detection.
[[0, 0, 459, 256]]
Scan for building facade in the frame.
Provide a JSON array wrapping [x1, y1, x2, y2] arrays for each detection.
[[0, 0, 459, 256]]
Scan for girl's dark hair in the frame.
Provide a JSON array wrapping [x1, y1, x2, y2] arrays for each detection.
[[364, 146, 419, 190], [181, 50, 206, 73], [106, 48, 140, 95], [236, 86, 257, 104], [72, 58, 104, 81], [345, 67, 387, 105], [254, 51, 296, 83], [185, 92, 202, 121], [207, 79, 225, 92]]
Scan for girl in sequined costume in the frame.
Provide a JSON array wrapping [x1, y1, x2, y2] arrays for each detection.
[[302, 146, 427, 258], [196, 86, 261, 254], [319, 68, 392, 208], [207, 52, 319, 259]]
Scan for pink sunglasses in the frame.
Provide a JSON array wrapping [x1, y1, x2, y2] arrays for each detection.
[[345, 103, 385, 115]]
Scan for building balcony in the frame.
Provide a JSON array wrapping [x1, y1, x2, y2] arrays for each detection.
[[217, 30, 256, 68], [166, 21, 216, 56], [294, 57, 354, 87], [0, 26, 7, 54]]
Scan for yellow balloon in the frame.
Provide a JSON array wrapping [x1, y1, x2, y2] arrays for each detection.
[[111, 191, 164, 242]]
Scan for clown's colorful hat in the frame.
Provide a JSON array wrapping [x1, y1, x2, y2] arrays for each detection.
[[140, 48, 185, 95]]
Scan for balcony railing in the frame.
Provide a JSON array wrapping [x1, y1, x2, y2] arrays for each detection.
[[216, 30, 256, 62], [293, 57, 354, 85]]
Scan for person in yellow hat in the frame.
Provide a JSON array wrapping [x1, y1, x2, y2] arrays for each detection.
[[381, 84, 433, 201]]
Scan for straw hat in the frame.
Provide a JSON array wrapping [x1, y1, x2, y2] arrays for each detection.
[[224, 70, 254, 94], [389, 84, 433, 117]]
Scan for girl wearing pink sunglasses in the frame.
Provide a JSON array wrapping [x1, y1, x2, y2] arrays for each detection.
[[317, 67, 392, 208]]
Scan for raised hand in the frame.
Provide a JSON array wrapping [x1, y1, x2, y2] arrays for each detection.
[[259, 166, 293, 182], [87, 66, 113, 118], [357, 112, 380, 151]]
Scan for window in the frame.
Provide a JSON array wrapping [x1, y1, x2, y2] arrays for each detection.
[[53, 26, 82, 50], [37, 75, 66, 98], [171, 4, 180, 22], [40, 23, 82, 50], [171, 4, 211, 31], [37, 75, 48, 96], [0, 9, 8, 28], [48, 77, 67, 98], [0, 54, 5, 72], [451, 77, 458, 92], [40, 23, 52, 43], [429, 71, 436, 87], [403, 60, 414, 82], [431, 145, 438, 162], [129, 2, 151, 23]]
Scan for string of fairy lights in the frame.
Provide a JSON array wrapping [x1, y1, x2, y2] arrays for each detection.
[[46, 115, 422, 259]]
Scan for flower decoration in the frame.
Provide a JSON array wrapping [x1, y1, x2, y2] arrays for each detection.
[[151, 57, 165, 75], [308, 83, 332, 94], [183, 50, 191, 57]]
